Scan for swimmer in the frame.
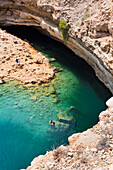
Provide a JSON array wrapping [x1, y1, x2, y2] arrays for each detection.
[[49, 120, 55, 126]]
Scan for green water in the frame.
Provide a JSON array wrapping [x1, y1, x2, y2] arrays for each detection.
[[0, 26, 112, 170]]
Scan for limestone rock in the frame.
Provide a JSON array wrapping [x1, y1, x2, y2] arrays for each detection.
[[108, 19, 113, 35], [106, 97, 113, 108], [0, 29, 54, 85]]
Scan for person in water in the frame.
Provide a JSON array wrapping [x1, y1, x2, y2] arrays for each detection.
[[49, 120, 55, 126]]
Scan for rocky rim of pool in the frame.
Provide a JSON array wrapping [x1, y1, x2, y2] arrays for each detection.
[[0, 0, 113, 169]]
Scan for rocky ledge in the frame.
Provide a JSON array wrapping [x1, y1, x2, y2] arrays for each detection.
[[0, 28, 54, 84]]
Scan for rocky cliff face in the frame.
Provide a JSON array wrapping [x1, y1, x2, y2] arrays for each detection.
[[0, 0, 113, 93]]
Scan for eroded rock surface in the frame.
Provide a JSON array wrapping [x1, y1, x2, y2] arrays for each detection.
[[0, 28, 54, 84]]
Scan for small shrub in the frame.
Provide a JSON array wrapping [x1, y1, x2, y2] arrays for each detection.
[[59, 19, 68, 41], [58, 2, 61, 6], [81, 13, 90, 21], [54, 12, 56, 16], [85, 7, 89, 12], [97, 6, 100, 9]]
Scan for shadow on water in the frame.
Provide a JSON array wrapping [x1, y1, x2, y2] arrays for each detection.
[[2, 26, 111, 101]]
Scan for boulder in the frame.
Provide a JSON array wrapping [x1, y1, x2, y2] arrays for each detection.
[[106, 97, 113, 108]]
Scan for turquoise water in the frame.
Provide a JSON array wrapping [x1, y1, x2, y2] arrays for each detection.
[[0, 26, 112, 170]]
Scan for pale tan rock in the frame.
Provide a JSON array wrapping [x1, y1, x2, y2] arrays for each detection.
[[106, 97, 113, 108], [73, 130, 101, 148], [0, 29, 54, 85], [68, 133, 81, 146], [109, 164, 113, 170], [108, 19, 113, 35]]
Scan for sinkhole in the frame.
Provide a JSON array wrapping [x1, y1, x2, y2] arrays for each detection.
[[0, 26, 112, 170]]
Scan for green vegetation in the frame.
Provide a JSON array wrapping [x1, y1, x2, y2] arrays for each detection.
[[59, 19, 68, 41], [85, 7, 89, 12], [81, 13, 90, 21], [58, 2, 61, 6], [97, 6, 100, 9]]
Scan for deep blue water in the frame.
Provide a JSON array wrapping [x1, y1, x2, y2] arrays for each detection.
[[0, 26, 112, 170]]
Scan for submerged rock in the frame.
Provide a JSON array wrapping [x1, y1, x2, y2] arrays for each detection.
[[58, 68, 63, 72], [30, 96, 37, 101], [51, 90, 56, 94], [58, 112, 74, 123], [69, 106, 76, 111], [53, 67, 63, 72], [0, 93, 3, 97]]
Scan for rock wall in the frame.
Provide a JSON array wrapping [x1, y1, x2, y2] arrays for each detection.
[[0, 0, 113, 93]]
